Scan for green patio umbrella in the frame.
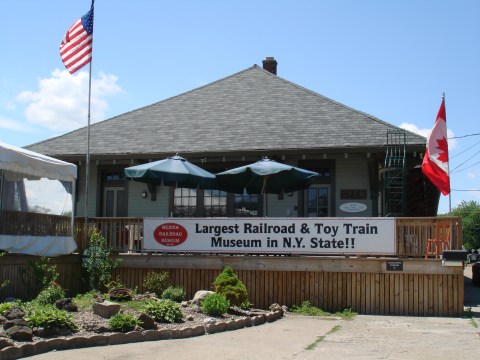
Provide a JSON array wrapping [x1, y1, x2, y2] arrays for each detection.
[[215, 157, 319, 216], [124, 155, 215, 189]]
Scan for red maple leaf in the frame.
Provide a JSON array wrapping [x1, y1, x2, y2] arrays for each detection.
[[436, 137, 449, 163]]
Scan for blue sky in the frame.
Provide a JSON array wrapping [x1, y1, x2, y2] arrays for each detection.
[[1, 0, 479, 214]]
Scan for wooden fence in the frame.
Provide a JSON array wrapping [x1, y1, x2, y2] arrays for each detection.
[[114, 255, 464, 316], [0, 253, 464, 316], [0, 254, 81, 300]]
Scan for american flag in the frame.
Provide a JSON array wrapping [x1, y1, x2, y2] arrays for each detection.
[[60, 3, 94, 74]]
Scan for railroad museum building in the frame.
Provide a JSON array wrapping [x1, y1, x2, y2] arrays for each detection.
[[27, 57, 439, 220], [22, 58, 464, 316]]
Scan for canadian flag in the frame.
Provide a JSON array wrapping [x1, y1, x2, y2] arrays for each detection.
[[422, 98, 450, 195]]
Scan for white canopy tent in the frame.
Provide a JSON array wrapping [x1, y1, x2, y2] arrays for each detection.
[[0, 141, 77, 256]]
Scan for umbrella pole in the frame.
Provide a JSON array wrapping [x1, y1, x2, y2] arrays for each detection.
[[263, 176, 268, 217]]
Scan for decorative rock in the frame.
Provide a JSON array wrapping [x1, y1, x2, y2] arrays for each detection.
[[186, 314, 194, 321], [87, 334, 108, 346], [252, 314, 266, 326], [0, 316, 7, 325], [191, 290, 214, 305], [125, 331, 145, 343], [4, 318, 29, 330], [44, 337, 71, 351], [18, 343, 36, 358], [108, 332, 127, 345], [3, 307, 25, 320], [265, 312, 277, 322], [56, 298, 79, 312], [191, 325, 206, 337], [233, 318, 246, 329], [33, 325, 73, 337], [138, 313, 156, 329], [5, 325, 33, 341], [0, 345, 22, 360], [0, 337, 14, 349], [143, 329, 163, 341], [157, 329, 173, 339], [269, 303, 283, 313], [68, 336, 91, 349], [243, 317, 253, 327], [179, 327, 194, 338], [181, 301, 190, 307], [205, 321, 227, 334], [92, 301, 121, 318]]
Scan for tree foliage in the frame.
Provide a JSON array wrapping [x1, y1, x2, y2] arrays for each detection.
[[450, 200, 480, 250]]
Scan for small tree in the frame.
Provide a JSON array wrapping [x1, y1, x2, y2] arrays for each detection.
[[213, 266, 248, 307], [81, 228, 122, 292], [450, 200, 480, 250], [20, 256, 59, 299]]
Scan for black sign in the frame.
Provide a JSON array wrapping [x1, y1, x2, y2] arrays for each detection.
[[386, 260, 403, 271]]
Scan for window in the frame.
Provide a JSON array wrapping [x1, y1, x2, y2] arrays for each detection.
[[234, 192, 259, 217], [173, 188, 197, 217], [305, 185, 329, 217], [204, 189, 227, 217], [172, 188, 260, 217]]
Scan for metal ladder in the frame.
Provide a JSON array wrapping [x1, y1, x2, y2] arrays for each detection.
[[384, 130, 407, 217]]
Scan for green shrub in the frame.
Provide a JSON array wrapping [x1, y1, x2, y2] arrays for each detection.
[[143, 271, 171, 297], [19, 257, 59, 299], [81, 228, 122, 292], [290, 301, 329, 316], [161, 286, 186, 302], [0, 302, 14, 315], [143, 299, 183, 323], [202, 293, 230, 316], [108, 313, 140, 332], [212, 266, 248, 306], [25, 306, 78, 331], [35, 283, 66, 305]]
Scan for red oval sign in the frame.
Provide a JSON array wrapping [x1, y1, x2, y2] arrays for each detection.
[[153, 223, 188, 246]]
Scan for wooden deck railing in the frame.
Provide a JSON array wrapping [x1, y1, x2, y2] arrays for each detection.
[[1, 210, 72, 237], [396, 217, 462, 258], [73, 216, 462, 257]]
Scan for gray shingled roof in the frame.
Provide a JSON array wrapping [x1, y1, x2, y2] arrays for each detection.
[[27, 65, 425, 158]]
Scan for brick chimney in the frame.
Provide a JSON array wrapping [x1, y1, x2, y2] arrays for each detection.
[[262, 57, 277, 75]]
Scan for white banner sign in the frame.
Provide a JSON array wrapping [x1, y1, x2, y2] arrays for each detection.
[[143, 218, 396, 255]]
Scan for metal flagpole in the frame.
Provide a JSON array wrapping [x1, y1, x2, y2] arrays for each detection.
[[443, 92, 452, 215], [84, 0, 95, 246]]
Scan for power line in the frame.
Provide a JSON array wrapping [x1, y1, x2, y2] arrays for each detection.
[[450, 139, 480, 160], [450, 150, 480, 173], [448, 133, 480, 139]]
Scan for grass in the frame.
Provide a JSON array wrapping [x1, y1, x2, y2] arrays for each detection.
[[306, 325, 341, 351], [290, 301, 357, 320]]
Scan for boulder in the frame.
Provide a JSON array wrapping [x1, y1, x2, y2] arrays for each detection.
[[92, 300, 121, 318], [5, 325, 33, 341], [3, 318, 29, 330], [56, 298, 79, 312], [0, 337, 14, 349], [269, 303, 283, 313], [137, 313, 156, 330], [191, 290, 214, 305], [3, 306, 25, 320]]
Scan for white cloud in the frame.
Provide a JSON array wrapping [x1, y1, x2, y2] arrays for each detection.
[[399, 122, 457, 150], [17, 69, 122, 132], [0, 116, 36, 132], [467, 171, 477, 180]]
